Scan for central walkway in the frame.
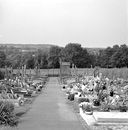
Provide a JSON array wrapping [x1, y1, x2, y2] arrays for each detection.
[[18, 77, 85, 130]]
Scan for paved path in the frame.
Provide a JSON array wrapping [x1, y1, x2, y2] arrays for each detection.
[[18, 77, 85, 130]]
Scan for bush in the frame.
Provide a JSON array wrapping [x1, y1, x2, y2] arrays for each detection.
[[0, 101, 18, 126]]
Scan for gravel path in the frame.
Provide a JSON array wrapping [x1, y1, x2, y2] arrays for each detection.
[[17, 77, 86, 130]]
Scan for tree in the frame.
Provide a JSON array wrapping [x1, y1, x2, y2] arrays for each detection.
[[40, 53, 48, 69], [0, 51, 6, 68], [61, 43, 92, 68], [26, 56, 35, 69], [72, 48, 92, 68], [97, 44, 128, 68], [48, 46, 61, 68], [62, 43, 82, 64]]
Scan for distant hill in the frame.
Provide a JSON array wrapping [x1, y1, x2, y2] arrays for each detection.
[[0, 44, 54, 53], [0, 44, 104, 55]]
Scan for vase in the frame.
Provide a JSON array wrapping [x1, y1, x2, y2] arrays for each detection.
[[119, 106, 127, 112]]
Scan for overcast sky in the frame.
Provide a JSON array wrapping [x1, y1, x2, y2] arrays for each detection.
[[0, 0, 127, 48]]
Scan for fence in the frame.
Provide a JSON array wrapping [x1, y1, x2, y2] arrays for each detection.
[[4, 68, 128, 79]]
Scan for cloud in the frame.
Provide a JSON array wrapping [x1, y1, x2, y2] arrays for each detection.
[[0, 35, 3, 38]]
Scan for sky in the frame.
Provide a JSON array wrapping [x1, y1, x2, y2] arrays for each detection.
[[0, 0, 127, 48]]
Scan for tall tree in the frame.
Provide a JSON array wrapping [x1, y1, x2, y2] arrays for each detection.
[[0, 51, 6, 68], [62, 43, 82, 64], [26, 56, 35, 69], [40, 53, 48, 69], [48, 46, 61, 68], [62, 43, 92, 68]]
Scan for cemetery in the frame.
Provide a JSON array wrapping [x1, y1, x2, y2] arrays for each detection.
[[0, 62, 128, 130]]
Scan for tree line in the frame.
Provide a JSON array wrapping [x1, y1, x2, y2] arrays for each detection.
[[0, 43, 128, 69]]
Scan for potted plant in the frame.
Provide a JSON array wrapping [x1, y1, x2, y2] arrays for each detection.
[[119, 105, 127, 112], [119, 99, 127, 112], [80, 102, 93, 115], [68, 93, 75, 101], [93, 99, 100, 106]]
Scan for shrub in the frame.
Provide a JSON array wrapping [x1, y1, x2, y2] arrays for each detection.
[[0, 101, 18, 126]]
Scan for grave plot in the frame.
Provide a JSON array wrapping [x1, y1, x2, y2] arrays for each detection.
[[60, 69, 128, 129]]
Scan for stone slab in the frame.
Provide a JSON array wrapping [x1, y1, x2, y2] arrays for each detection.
[[80, 109, 128, 126], [93, 112, 128, 123]]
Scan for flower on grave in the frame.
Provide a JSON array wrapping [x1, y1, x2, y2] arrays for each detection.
[[100, 102, 110, 112], [79, 102, 93, 112]]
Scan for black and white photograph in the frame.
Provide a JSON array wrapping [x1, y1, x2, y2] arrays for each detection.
[[0, 0, 128, 130]]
